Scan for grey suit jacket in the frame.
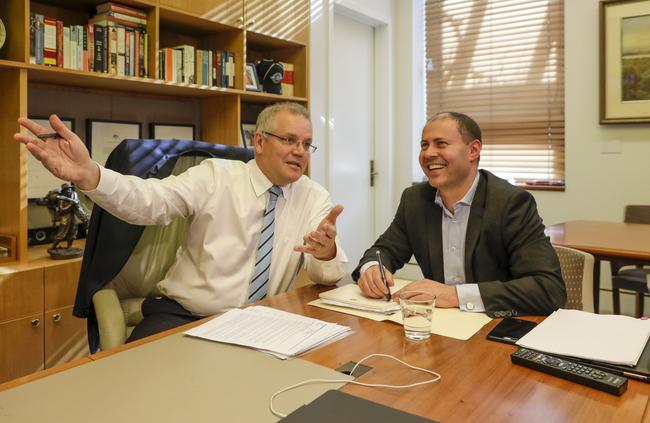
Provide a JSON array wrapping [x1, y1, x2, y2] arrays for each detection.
[[352, 170, 566, 317]]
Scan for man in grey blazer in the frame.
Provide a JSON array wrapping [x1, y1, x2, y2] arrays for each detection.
[[353, 112, 565, 317]]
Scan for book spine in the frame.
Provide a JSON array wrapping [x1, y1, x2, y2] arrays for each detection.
[[106, 11, 147, 26], [133, 30, 139, 78], [108, 26, 117, 74], [94, 25, 105, 73], [88, 24, 94, 72], [89, 16, 144, 30], [227, 51, 235, 88], [221, 51, 227, 88], [129, 29, 136, 76], [165, 48, 173, 81], [43, 18, 57, 66], [96, 2, 148, 19], [211, 50, 216, 87], [281, 62, 294, 97], [35, 14, 45, 65], [76, 26, 83, 70], [56, 20, 63, 67], [143, 31, 148, 77], [63, 26, 70, 69], [117, 26, 125, 76], [83, 26, 89, 71], [29, 14, 36, 64], [124, 29, 131, 77], [215, 50, 222, 88]]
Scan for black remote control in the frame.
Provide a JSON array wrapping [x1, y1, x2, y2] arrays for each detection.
[[511, 348, 628, 396]]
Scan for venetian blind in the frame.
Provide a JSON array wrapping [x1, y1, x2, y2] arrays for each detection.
[[425, 0, 565, 183]]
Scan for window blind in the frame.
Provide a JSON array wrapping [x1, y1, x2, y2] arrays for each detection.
[[425, 0, 565, 183]]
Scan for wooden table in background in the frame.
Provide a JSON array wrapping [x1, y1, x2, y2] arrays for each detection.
[[546, 220, 650, 313], [2, 286, 649, 422]]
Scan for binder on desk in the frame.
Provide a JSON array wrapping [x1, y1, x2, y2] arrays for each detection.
[[570, 337, 650, 383], [279, 390, 438, 422]]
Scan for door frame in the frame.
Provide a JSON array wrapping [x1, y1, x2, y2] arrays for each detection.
[[310, 0, 393, 239]]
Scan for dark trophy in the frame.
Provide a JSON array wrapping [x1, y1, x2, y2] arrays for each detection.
[[35, 183, 90, 259]]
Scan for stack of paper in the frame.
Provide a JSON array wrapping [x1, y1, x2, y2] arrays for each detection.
[[311, 280, 492, 341], [185, 306, 351, 358], [318, 283, 402, 314], [517, 309, 650, 366]]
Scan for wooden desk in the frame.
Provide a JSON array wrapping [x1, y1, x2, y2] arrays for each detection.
[[546, 220, 650, 313], [2, 286, 649, 422]]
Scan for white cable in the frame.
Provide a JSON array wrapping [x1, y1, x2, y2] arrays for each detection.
[[269, 353, 442, 418]]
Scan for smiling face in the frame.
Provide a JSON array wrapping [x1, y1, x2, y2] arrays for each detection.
[[254, 110, 312, 186], [419, 117, 481, 204]]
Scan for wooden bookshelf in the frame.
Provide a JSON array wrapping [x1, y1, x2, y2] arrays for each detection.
[[0, 0, 308, 381], [0, 0, 309, 263]]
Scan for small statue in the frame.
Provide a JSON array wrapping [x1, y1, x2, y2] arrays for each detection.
[[35, 183, 90, 259]]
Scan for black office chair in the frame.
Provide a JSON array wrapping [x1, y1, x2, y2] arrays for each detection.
[[611, 205, 650, 317], [73, 139, 255, 352]]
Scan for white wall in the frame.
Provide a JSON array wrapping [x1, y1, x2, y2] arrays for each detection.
[[532, 0, 650, 226]]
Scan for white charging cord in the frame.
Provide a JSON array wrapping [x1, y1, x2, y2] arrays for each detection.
[[269, 353, 442, 418]]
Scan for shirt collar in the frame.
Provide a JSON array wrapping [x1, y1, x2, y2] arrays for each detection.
[[248, 159, 290, 199], [434, 171, 481, 210]]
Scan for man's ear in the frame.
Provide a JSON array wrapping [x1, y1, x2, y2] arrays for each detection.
[[468, 139, 482, 162], [253, 132, 264, 155]]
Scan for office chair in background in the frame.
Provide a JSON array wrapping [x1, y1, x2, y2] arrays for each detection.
[[74, 139, 254, 352], [553, 245, 594, 312], [611, 205, 650, 318]]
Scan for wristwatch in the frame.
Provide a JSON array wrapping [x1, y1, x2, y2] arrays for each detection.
[[0, 18, 5, 50]]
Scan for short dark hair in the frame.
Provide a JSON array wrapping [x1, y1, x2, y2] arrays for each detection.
[[427, 111, 482, 144]]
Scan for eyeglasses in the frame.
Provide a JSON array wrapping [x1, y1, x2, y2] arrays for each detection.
[[262, 131, 318, 153]]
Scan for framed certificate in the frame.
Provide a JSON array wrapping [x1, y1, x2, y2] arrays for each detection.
[[86, 119, 142, 166], [150, 122, 195, 140]]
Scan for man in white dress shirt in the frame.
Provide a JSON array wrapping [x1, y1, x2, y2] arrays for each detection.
[[16, 102, 348, 341]]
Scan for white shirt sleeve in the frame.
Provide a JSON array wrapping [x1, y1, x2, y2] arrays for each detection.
[[455, 283, 486, 312]]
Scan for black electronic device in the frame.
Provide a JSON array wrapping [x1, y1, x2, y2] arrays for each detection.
[[486, 317, 537, 344], [279, 390, 438, 422], [511, 348, 628, 396]]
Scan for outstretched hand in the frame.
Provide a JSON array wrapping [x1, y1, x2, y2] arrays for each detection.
[[14, 114, 100, 190], [294, 204, 343, 261]]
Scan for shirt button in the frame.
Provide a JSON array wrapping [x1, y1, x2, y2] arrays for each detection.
[[466, 302, 475, 310]]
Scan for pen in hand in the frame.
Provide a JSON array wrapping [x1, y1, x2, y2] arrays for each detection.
[[36, 132, 60, 140], [375, 250, 391, 302]]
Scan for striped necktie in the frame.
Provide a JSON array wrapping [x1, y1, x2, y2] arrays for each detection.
[[247, 185, 282, 303]]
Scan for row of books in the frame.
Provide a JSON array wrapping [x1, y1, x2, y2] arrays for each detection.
[[29, 11, 148, 77], [157, 47, 235, 88]]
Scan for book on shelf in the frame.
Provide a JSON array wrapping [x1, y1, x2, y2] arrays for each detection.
[[281, 62, 294, 97], [97, 11, 147, 26], [43, 17, 57, 66], [96, 2, 148, 19], [94, 24, 105, 73], [88, 15, 146, 31]]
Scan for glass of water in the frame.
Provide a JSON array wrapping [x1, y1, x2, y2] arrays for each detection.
[[399, 291, 436, 340]]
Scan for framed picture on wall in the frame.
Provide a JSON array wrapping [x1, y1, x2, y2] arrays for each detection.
[[86, 119, 142, 167], [150, 123, 195, 140], [27, 116, 76, 199], [600, 0, 650, 123], [240, 123, 256, 148], [245, 62, 261, 92]]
